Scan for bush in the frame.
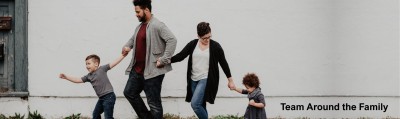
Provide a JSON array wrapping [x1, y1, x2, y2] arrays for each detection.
[[0, 114, 6, 119], [64, 113, 80, 119], [8, 113, 25, 119], [163, 113, 181, 119], [28, 110, 43, 119], [162, 113, 196, 119], [213, 114, 244, 119]]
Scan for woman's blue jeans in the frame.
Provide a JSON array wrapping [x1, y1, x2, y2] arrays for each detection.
[[191, 78, 208, 119]]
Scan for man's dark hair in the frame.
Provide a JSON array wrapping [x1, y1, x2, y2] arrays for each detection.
[[243, 73, 260, 88], [133, 0, 152, 12], [197, 22, 211, 37], [85, 54, 100, 64]]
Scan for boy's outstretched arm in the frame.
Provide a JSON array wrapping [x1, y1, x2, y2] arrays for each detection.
[[59, 73, 83, 83], [109, 54, 127, 69]]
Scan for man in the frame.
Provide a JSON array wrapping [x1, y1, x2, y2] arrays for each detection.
[[122, 0, 177, 118]]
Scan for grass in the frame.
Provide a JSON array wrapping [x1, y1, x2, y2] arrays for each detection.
[[0, 112, 90, 119], [212, 114, 244, 119], [162, 113, 197, 119], [0, 112, 399, 119], [162, 113, 243, 119]]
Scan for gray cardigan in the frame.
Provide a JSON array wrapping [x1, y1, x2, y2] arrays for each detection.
[[124, 16, 177, 79], [243, 87, 267, 119]]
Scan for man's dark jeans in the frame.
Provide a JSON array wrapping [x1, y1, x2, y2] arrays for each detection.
[[93, 92, 116, 119], [124, 71, 164, 119]]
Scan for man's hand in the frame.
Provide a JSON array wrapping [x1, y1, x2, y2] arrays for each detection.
[[122, 47, 131, 56]]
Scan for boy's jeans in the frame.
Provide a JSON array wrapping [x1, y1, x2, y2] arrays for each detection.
[[93, 92, 116, 119], [124, 71, 164, 119], [191, 78, 208, 119]]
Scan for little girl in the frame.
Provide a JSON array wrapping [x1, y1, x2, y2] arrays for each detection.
[[234, 73, 267, 119]]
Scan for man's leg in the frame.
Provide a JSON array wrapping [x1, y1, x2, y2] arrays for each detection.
[[143, 74, 165, 119], [124, 71, 151, 118]]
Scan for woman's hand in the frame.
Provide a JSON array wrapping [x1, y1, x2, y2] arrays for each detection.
[[227, 77, 236, 90], [156, 58, 164, 68]]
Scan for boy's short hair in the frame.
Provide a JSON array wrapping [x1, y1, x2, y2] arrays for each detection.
[[86, 54, 100, 64], [197, 22, 211, 37], [133, 0, 152, 12], [242, 73, 260, 88]]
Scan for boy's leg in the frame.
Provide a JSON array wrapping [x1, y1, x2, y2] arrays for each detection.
[[123, 71, 150, 118], [143, 74, 165, 119], [103, 92, 116, 119], [93, 98, 104, 119], [190, 79, 208, 119]]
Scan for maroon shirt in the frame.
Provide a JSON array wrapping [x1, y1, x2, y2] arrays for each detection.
[[134, 23, 147, 75]]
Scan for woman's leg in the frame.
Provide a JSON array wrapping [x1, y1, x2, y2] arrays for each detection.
[[190, 79, 208, 119]]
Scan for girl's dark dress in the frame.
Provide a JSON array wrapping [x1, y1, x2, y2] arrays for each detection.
[[242, 87, 267, 119]]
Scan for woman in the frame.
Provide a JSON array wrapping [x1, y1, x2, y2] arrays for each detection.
[[170, 22, 235, 119]]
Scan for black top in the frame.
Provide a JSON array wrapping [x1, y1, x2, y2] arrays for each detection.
[[171, 39, 232, 104]]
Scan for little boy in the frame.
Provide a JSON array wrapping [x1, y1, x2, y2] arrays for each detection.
[[59, 53, 127, 119], [233, 73, 267, 119]]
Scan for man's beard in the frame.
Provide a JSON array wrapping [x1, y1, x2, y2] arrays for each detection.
[[139, 13, 147, 22]]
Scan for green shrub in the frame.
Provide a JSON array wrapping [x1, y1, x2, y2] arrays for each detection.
[[28, 110, 43, 119], [64, 113, 80, 119], [294, 117, 310, 119], [213, 114, 244, 119], [358, 117, 373, 119], [8, 113, 25, 119], [381, 116, 400, 119], [0, 114, 7, 119], [162, 113, 196, 119], [163, 113, 181, 119]]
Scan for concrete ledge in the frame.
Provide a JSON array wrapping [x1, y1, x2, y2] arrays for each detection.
[[0, 96, 399, 118], [0, 92, 29, 97]]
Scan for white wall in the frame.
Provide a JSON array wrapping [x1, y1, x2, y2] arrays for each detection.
[[6, 0, 397, 118], [333, 0, 399, 96], [28, 0, 341, 98]]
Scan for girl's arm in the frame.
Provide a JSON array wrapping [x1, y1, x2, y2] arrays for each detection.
[[59, 73, 83, 83], [234, 87, 243, 93], [249, 100, 265, 108], [234, 88, 250, 94]]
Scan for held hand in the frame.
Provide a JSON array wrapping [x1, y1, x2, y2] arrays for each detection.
[[249, 99, 256, 106], [228, 78, 236, 90], [156, 58, 164, 68], [59, 73, 66, 79], [122, 47, 131, 56], [122, 51, 129, 56], [228, 82, 236, 90]]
